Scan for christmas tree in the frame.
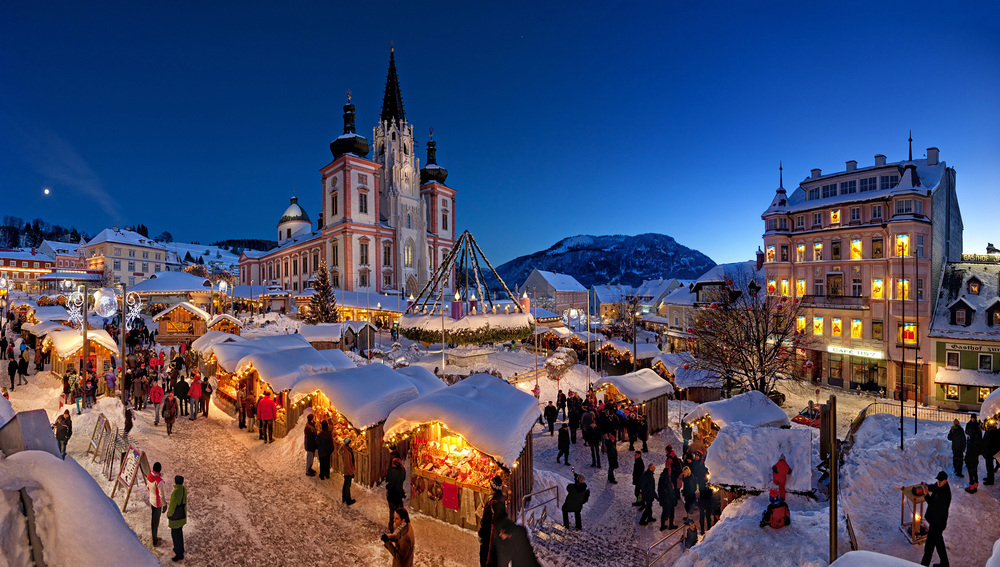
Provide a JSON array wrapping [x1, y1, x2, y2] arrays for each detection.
[[306, 261, 338, 324]]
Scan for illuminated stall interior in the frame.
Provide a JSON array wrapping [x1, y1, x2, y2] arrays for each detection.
[[593, 368, 674, 433], [207, 314, 243, 336], [152, 302, 211, 346], [44, 328, 119, 378]]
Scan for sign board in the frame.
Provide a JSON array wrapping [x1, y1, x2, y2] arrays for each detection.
[[111, 441, 150, 512], [945, 343, 1000, 353], [88, 413, 110, 459], [826, 345, 883, 359]]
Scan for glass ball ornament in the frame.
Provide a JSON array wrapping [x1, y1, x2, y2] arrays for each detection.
[[94, 289, 119, 318]]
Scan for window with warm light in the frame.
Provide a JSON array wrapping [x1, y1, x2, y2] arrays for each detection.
[[766, 246, 775, 262], [896, 278, 909, 300], [872, 279, 883, 299], [404, 244, 413, 268], [872, 321, 883, 341], [813, 317, 824, 335], [872, 238, 883, 259], [945, 385, 959, 400], [969, 280, 981, 294], [796, 279, 806, 296], [851, 240, 862, 260], [980, 387, 994, 403], [814, 242, 823, 261], [897, 323, 917, 344], [895, 234, 909, 257], [832, 318, 842, 336], [767, 279, 777, 294], [831, 209, 841, 224], [780, 280, 789, 296], [797, 316, 806, 332], [851, 319, 862, 339], [796, 244, 805, 262]]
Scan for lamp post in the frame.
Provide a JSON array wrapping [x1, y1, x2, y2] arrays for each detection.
[[220, 280, 228, 316], [0, 275, 10, 323], [915, 355, 922, 434]]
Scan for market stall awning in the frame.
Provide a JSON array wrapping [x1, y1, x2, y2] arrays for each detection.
[[673, 366, 723, 389], [318, 348, 356, 370], [235, 346, 336, 393], [652, 352, 696, 375], [683, 390, 789, 428], [299, 323, 344, 343], [152, 301, 210, 322], [45, 328, 118, 358], [31, 306, 71, 322], [291, 364, 421, 430], [395, 366, 446, 396], [704, 423, 812, 492], [934, 367, 1000, 388], [190, 330, 247, 354], [593, 369, 674, 403]]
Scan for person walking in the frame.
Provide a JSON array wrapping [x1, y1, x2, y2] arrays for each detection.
[[187, 377, 201, 421], [605, 433, 619, 484], [557, 390, 567, 420], [562, 473, 589, 530], [53, 410, 72, 459], [658, 461, 679, 530], [16, 352, 28, 386], [556, 424, 570, 465], [631, 451, 645, 506], [166, 475, 187, 562], [147, 462, 167, 547], [236, 388, 247, 429], [544, 401, 558, 436], [479, 476, 507, 567], [948, 419, 966, 478], [174, 377, 189, 418], [316, 421, 334, 480], [966, 415, 983, 493], [920, 471, 951, 567], [162, 391, 179, 436], [199, 377, 212, 417], [681, 467, 697, 515], [639, 463, 657, 526], [385, 458, 406, 532], [495, 517, 541, 567], [983, 420, 999, 486], [381, 507, 414, 567], [304, 414, 318, 476], [567, 394, 581, 444], [257, 391, 276, 443], [340, 438, 356, 505], [637, 415, 649, 453], [150, 381, 164, 426], [7, 357, 16, 391]]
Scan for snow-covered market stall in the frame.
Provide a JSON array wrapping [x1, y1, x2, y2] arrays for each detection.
[[207, 313, 242, 336], [652, 352, 723, 403], [383, 374, 539, 528], [299, 323, 344, 350], [200, 333, 309, 378], [22, 320, 72, 343], [289, 364, 444, 487], [703, 423, 812, 494], [26, 305, 71, 325], [341, 321, 377, 352], [151, 301, 211, 345], [190, 330, 247, 375], [593, 369, 674, 432], [318, 347, 357, 371], [682, 390, 790, 448], [44, 328, 119, 377]]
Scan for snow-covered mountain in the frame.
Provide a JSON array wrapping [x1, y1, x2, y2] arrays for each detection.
[[492, 233, 716, 289]]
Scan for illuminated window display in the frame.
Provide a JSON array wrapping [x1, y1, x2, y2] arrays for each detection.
[[872, 279, 884, 299], [796, 279, 806, 296], [851, 319, 862, 339], [851, 239, 862, 260], [832, 318, 842, 336], [813, 317, 824, 335]]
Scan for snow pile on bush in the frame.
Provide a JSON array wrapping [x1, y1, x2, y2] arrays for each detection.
[[545, 347, 577, 381], [830, 550, 921, 566], [705, 423, 813, 493]]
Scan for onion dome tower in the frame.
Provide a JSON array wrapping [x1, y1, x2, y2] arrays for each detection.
[[420, 128, 449, 185], [330, 92, 370, 159], [277, 194, 312, 244]]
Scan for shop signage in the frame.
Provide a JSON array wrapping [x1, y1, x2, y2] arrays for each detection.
[[945, 343, 1000, 353], [827, 345, 883, 359]]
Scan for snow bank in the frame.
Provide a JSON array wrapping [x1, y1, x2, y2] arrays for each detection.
[[988, 537, 1000, 567], [318, 348, 356, 370], [593, 368, 673, 403], [394, 365, 446, 396], [0, 451, 156, 567], [683, 391, 789, 428], [190, 330, 246, 354], [705, 423, 813, 492], [290, 365, 419, 429], [383, 374, 541, 468], [830, 551, 921, 566], [236, 346, 336, 393]]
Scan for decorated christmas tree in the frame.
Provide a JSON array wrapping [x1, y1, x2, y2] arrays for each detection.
[[306, 261, 339, 324]]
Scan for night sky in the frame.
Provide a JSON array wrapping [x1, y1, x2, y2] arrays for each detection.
[[1, 1, 998, 265]]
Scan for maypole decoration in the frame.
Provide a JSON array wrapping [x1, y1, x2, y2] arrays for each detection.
[[400, 230, 534, 345]]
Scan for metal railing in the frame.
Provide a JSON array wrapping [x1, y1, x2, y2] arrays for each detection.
[[520, 485, 559, 529], [864, 401, 974, 424], [645, 525, 685, 566]]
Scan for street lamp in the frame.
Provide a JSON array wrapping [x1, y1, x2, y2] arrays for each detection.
[[219, 281, 228, 315], [0, 275, 10, 323], [915, 355, 923, 434]]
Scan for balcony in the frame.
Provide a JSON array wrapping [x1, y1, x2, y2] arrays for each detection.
[[800, 295, 870, 310]]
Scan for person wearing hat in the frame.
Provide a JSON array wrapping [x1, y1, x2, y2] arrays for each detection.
[[479, 475, 507, 566], [495, 516, 540, 567], [166, 475, 187, 562], [557, 423, 570, 466], [339, 437, 356, 505], [682, 517, 699, 550], [921, 471, 951, 566], [947, 419, 966, 478], [605, 433, 619, 484], [759, 489, 790, 529], [385, 457, 407, 532], [639, 463, 657, 526], [146, 462, 167, 546], [772, 453, 792, 500], [562, 473, 589, 531], [256, 391, 277, 443]]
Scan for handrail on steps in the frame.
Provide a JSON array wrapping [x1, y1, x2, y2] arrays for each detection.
[[521, 485, 559, 529], [646, 525, 685, 567]]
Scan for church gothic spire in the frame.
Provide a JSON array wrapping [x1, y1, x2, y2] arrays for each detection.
[[381, 47, 405, 124]]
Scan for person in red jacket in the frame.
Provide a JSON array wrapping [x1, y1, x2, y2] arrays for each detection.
[[772, 454, 792, 500], [187, 377, 202, 421], [150, 381, 165, 426], [257, 391, 277, 443], [760, 489, 791, 529]]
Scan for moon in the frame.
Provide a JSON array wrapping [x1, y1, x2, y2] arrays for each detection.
[[43, 188, 50, 195]]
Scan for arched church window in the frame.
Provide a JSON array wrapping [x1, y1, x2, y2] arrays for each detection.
[[407, 214, 411, 229], [403, 143, 408, 155], [392, 132, 396, 141]]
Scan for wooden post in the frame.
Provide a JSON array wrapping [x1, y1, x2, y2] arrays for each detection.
[[829, 395, 838, 563]]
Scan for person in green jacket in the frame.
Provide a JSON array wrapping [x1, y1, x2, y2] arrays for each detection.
[[166, 475, 187, 562]]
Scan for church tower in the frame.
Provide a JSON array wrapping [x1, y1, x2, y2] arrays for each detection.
[[373, 48, 428, 293]]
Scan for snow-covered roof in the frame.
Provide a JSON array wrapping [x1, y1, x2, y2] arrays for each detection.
[[593, 368, 674, 403], [0, 451, 157, 567], [694, 261, 760, 288], [45, 329, 118, 358], [41, 239, 81, 255], [206, 334, 311, 372], [543, 326, 573, 338], [830, 551, 922, 567], [683, 390, 789, 428], [23, 320, 71, 337], [530, 269, 587, 292], [394, 365, 447, 396], [11, 299, 38, 310], [317, 348, 356, 370], [342, 320, 377, 333], [31, 305, 71, 322], [37, 271, 103, 282], [652, 351, 696, 374], [190, 330, 247, 354], [85, 227, 165, 249], [236, 346, 336, 393], [591, 284, 635, 304], [660, 284, 697, 307], [290, 365, 420, 429], [0, 249, 54, 262], [383, 374, 542, 468], [704, 423, 812, 492], [129, 271, 212, 294], [603, 339, 661, 358], [934, 367, 1000, 388], [672, 366, 723, 389], [207, 314, 242, 328], [151, 301, 211, 322], [299, 323, 344, 342], [929, 262, 1000, 340]]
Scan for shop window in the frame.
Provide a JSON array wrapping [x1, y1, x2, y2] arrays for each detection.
[[813, 317, 824, 336], [780, 279, 789, 296], [780, 245, 788, 262], [797, 316, 806, 333], [832, 318, 842, 336], [831, 209, 841, 224], [979, 354, 992, 372], [980, 387, 994, 403], [897, 323, 917, 344], [851, 319, 862, 339], [851, 239, 862, 260], [946, 352, 960, 369], [827, 273, 843, 297], [796, 279, 806, 296], [829, 354, 844, 381], [814, 242, 823, 261], [796, 244, 805, 262], [872, 238, 883, 259], [945, 385, 959, 400], [766, 246, 775, 262], [872, 321, 884, 341], [832, 241, 841, 260], [872, 279, 884, 299], [767, 279, 777, 294], [895, 234, 909, 257], [895, 279, 909, 300]]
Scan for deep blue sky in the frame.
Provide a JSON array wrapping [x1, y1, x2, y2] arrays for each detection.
[[2, 1, 998, 266]]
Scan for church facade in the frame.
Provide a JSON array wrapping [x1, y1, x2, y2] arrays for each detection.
[[239, 49, 456, 297]]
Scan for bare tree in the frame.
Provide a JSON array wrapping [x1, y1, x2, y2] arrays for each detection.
[[692, 263, 815, 395]]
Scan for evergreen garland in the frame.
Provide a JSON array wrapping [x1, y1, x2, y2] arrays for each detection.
[[305, 261, 339, 324], [399, 320, 535, 345]]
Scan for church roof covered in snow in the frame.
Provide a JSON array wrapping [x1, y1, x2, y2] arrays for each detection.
[[278, 196, 311, 224], [383, 374, 541, 468], [291, 364, 420, 430], [594, 369, 674, 403], [683, 390, 789, 428]]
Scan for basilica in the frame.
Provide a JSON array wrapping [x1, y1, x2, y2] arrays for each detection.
[[238, 49, 456, 297]]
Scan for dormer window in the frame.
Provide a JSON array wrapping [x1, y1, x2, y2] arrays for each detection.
[[968, 278, 981, 295]]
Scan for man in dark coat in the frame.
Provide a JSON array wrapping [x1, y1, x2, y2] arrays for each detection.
[[637, 415, 649, 453], [556, 424, 570, 465], [920, 471, 951, 567], [556, 390, 567, 420], [966, 415, 983, 493], [479, 476, 507, 567], [543, 401, 558, 436], [658, 462, 678, 530], [605, 433, 619, 483], [495, 518, 541, 567], [626, 412, 639, 451], [639, 463, 657, 526], [567, 394, 582, 444], [316, 421, 334, 480], [947, 419, 966, 478], [303, 414, 318, 476], [631, 451, 645, 506], [53, 410, 72, 459], [983, 420, 999, 486], [562, 474, 589, 530], [174, 377, 190, 417], [385, 458, 406, 532]]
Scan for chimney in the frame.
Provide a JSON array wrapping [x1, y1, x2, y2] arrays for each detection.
[[317, 212, 324, 230], [31, 248, 36, 255], [927, 147, 939, 166], [756, 247, 765, 271], [874, 154, 886, 167], [846, 160, 857, 172], [810, 168, 822, 179]]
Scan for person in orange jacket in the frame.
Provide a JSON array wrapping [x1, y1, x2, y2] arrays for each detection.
[[772, 454, 792, 500]]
